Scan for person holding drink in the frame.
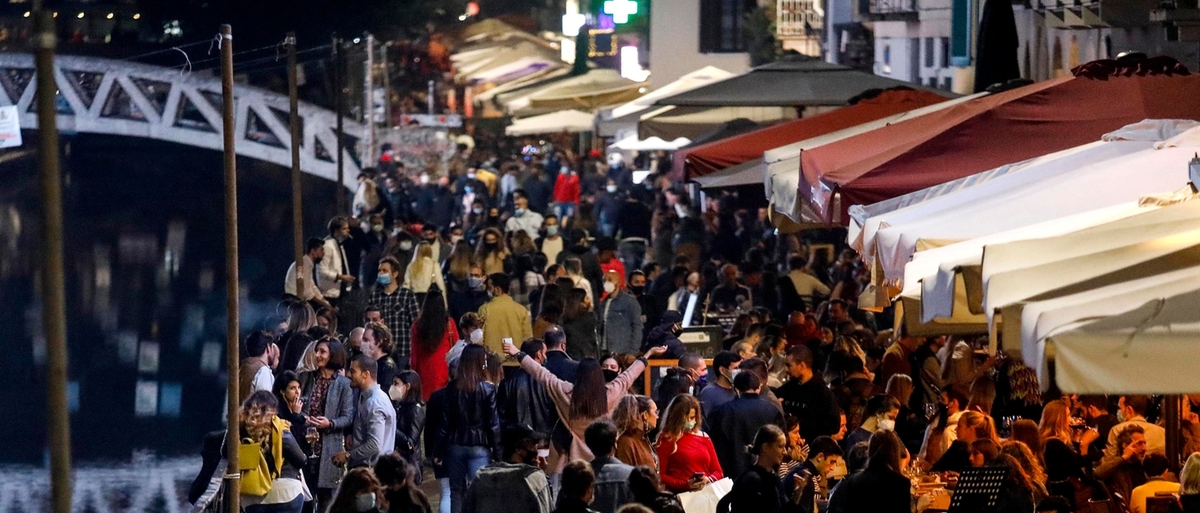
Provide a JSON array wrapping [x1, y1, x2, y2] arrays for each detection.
[[297, 339, 356, 513]]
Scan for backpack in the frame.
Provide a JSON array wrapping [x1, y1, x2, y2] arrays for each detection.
[[237, 417, 289, 496]]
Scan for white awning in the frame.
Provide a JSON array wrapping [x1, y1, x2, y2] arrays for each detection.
[[505, 110, 594, 136], [608, 134, 691, 151]]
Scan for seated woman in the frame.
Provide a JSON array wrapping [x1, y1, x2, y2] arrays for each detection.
[[826, 430, 913, 513]]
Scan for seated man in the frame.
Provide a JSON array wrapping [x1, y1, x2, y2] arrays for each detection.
[[1129, 453, 1179, 513], [584, 420, 635, 513], [463, 425, 554, 513], [1096, 424, 1149, 505], [784, 436, 844, 513]]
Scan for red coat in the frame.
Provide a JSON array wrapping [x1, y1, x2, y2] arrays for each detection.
[[553, 173, 581, 204], [410, 317, 457, 401]]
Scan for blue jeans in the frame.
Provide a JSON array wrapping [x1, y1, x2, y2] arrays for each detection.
[[246, 495, 304, 513], [439, 477, 451, 513], [446, 444, 491, 513]]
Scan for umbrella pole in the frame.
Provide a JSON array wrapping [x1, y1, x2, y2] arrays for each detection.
[[1164, 395, 1182, 470]]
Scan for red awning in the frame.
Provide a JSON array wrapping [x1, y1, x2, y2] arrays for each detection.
[[675, 89, 949, 180], [799, 69, 1200, 224]]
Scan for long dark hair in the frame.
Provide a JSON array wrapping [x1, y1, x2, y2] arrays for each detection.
[[866, 429, 906, 474], [456, 344, 488, 393], [329, 467, 387, 513], [570, 357, 607, 420], [562, 287, 588, 321], [277, 332, 313, 378], [414, 290, 449, 353], [395, 370, 423, 403], [538, 283, 564, 320]]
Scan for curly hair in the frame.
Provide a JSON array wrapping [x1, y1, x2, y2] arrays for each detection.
[[240, 390, 279, 444]]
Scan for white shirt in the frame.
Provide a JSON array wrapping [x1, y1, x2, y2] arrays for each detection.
[[317, 237, 350, 299], [506, 211, 545, 240], [284, 255, 322, 301], [787, 270, 831, 297], [540, 237, 564, 268], [251, 365, 274, 394]]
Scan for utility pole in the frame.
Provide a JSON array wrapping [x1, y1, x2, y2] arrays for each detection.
[[218, 23, 241, 513], [333, 34, 346, 214], [286, 32, 304, 296], [380, 41, 391, 128], [31, 1, 71, 512], [364, 33, 376, 167]]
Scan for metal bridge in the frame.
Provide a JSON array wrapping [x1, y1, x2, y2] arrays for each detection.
[[0, 53, 364, 188]]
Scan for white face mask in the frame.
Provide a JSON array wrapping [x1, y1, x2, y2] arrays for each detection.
[[674, 203, 688, 218], [606, 185, 618, 193], [877, 418, 896, 431], [603, 282, 616, 294], [469, 328, 484, 344], [399, 241, 413, 251], [450, 235, 463, 245], [419, 174, 430, 184], [388, 384, 406, 402]]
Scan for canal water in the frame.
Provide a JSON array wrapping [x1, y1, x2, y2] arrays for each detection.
[[0, 133, 341, 511]]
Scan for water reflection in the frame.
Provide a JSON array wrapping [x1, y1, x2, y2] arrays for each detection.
[[1, 133, 338, 478]]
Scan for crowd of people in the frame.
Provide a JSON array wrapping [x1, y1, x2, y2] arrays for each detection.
[[190, 146, 1200, 513]]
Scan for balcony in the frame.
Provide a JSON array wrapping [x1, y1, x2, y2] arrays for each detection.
[[859, 0, 919, 21], [776, 0, 824, 56]]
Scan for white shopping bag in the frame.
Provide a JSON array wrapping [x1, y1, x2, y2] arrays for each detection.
[[677, 477, 733, 513]]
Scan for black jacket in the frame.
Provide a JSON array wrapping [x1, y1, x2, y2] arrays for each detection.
[[826, 467, 911, 513], [724, 465, 795, 513], [425, 388, 449, 478], [188, 430, 227, 505], [616, 200, 652, 240], [563, 312, 599, 360], [395, 401, 426, 482], [523, 175, 553, 214], [709, 394, 786, 479], [544, 351, 579, 382], [435, 381, 501, 461], [777, 375, 841, 442], [497, 366, 557, 435]]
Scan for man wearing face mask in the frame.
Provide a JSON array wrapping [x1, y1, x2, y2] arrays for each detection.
[[448, 265, 489, 322], [698, 351, 742, 420], [679, 352, 708, 394], [446, 312, 485, 364], [366, 257, 420, 368], [360, 214, 389, 287], [497, 339, 557, 436], [522, 166, 552, 215], [462, 424, 554, 513], [504, 189, 544, 240], [598, 270, 642, 357], [840, 395, 900, 454], [708, 371, 786, 479], [594, 179, 623, 238], [626, 271, 661, 343]]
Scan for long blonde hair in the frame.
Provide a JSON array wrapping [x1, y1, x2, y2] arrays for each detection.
[[446, 240, 474, 281], [1181, 453, 1200, 495], [1038, 399, 1072, 444], [240, 390, 279, 443]]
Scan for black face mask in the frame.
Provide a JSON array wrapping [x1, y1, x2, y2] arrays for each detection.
[[485, 241, 498, 248], [629, 285, 645, 295], [603, 369, 620, 382], [671, 325, 683, 336]]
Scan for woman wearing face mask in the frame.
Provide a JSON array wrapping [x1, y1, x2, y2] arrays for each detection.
[[461, 199, 486, 239], [613, 395, 659, 470], [390, 370, 427, 485], [445, 312, 483, 364], [473, 228, 510, 276], [329, 468, 387, 513], [410, 292, 457, 401], [841, 395, 900, 454], [384, 232, 416, 277], [655, 394, 724, 493], [298, 340, 354, 512]]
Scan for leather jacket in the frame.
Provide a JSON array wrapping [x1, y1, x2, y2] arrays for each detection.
[[497, 366, 557, 436], [434, 380, 501, 460]]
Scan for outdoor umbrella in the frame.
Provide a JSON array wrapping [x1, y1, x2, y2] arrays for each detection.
[[674, 88, 948, 180], [973, 0, 1021, 93], [795, 57, 1200, 224]]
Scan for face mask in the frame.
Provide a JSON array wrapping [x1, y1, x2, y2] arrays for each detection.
[[468, 276, 483, 289], [603, 282, 616, 294], [674, 204, 688, 218], [377, 274, 393, 286], [603, 369, 619, 382], [419, 174, 430, 184], [629, 285, 644, 295], [388, 385, 405, 402], [1117, 409, 1126, 423], [467, 173, 476, 180], [684, 420, 697, 431], [355, 493, 376, 512], [372, 224, 384, 233], [450, 235, 463, 245], [696, 375, 708, 387], [514, 208, 526, 217], [487, 289, 496, 300], [877, 418, 896, 431], [485, 241, 498, 248], [469, 328, 484, 344], [606, 185, 618, 193], [472, 207, 483, 215], [546, 225, 559, 236], [399, 241, 413, 251], [464, 185, 474, 194], [728, 369, 742, 382]]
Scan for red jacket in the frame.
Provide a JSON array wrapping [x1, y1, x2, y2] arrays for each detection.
[[553, 173, 581, 204], [410, 317, 457, 401]]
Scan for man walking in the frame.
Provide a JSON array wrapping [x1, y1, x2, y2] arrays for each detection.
[[478, 273, 532, 362]]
